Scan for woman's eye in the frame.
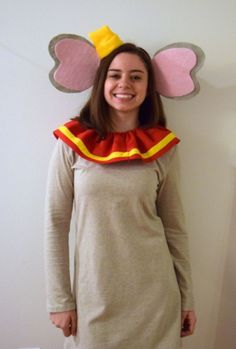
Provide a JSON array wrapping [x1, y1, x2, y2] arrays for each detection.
[[108, 74, 120, 79], [131, 75, 141, 81]]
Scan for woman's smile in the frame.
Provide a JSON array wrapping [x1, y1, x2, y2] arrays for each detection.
[[113, 93, 135, 100], [113, 92, 135, 103]]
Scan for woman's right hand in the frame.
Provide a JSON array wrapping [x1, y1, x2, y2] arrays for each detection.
[[50, 310, 77, 337]]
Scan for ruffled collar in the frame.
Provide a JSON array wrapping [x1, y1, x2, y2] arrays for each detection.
[[54, 120, 180, 164]]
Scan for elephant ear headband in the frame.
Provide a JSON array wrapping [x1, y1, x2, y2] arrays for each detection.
[[48, 25, 205, 99]]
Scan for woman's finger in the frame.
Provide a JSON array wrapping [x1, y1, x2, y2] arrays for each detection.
[[70, 313, 77, 336]]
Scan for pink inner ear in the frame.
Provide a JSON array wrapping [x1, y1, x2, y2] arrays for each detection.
[[153, 48, 197, 97], [53, 38, 99, 91]]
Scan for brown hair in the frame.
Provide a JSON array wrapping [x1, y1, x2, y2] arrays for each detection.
[[77, 43, 166, 137]]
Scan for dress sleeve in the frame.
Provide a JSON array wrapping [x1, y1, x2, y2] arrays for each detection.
[[156, 147, 194, 310], [44, 140, 76, 312]]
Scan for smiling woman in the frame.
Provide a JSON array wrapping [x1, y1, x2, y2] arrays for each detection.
[[78, 42, 166, 137], [104, 52, 148, 131], [45, 26, 197, 349]]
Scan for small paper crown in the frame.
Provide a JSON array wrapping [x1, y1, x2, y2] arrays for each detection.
[[88, 25, 123, 58]]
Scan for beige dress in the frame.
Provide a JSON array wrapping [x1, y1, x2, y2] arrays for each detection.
[[44, 139, 194, 349]]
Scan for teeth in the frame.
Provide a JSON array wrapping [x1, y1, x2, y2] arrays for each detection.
[[114, 94, 133, 99]]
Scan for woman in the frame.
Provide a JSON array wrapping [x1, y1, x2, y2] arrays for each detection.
[[45, 41, 196, 349]]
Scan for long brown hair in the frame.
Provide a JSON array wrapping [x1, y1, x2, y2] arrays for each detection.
[[77, 43, 166, 137]]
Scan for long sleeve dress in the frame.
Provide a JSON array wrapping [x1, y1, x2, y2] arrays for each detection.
[[44, 121, 194, 349]]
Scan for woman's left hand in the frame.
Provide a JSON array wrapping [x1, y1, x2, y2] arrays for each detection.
[[181, 310, 197, 337]]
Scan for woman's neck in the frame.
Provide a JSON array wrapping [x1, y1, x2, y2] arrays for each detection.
[[110, 109, 139, 132]]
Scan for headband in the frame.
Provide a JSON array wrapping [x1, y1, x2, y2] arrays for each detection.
[[48, 25, 205, 99]]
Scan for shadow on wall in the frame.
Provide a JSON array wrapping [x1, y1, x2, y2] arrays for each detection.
[[165, 78, 236, 163], [187, 80, 236, 349], [166, 78, 236, 349], [214, 170, 236, 349], [182, 79, 236, 149]]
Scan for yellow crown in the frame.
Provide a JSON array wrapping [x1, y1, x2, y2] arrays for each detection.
[[88, 25, 123, 58]]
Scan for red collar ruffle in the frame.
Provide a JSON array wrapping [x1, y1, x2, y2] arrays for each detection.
[[54, 120, 180, 164]]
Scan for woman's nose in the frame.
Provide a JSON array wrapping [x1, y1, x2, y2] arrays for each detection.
[[118, 75, 130, 87]]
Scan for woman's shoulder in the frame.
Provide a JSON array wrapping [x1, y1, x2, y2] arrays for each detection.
[[52, 138, 78, 166], [53, 117, 85, 137]]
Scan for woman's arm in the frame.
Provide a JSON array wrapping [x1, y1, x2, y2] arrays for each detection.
[[44, 140, 76, 313], [156, 147, 196, 335]]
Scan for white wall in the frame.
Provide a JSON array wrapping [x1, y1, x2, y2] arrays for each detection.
[[1, 1, 235, 348]]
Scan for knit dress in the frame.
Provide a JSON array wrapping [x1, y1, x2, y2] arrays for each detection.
[[44, 122, 194, 349]]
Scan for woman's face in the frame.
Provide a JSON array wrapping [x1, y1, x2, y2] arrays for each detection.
[[104, 52, 148, 118]]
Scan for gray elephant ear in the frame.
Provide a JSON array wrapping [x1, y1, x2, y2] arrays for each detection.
[[152, 43, 205, 99], [49, 34, 100, 93]]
